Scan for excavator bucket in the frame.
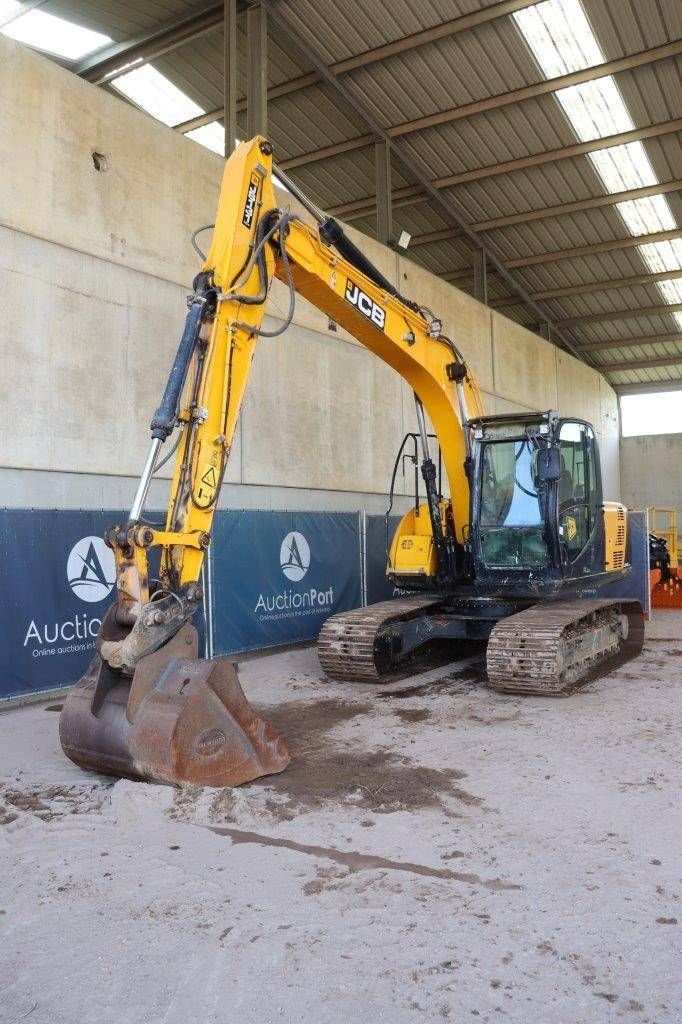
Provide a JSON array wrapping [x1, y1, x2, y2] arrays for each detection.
[[59, 606, 290, 787]]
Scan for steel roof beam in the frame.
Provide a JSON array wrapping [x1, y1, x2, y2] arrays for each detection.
[[328, 120, 682, 219], [600, 354, 682, 372], [506, 228, 682, 270], [389, 41, 682, 139], [441, 226, 682, 282], [556, 302, 682, 327], [490, 270, 682, 307], [409, 179, 682, 247], [576, 333, 682, 353], [614, 378, 682, 394], [261, 1, 584, 361], [277, 43, 681, 171], [74, 2, 250, 84], [172, 0, 539, 132], [441, 230, 682, 281]]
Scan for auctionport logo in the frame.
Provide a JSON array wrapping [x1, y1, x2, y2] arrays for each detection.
[[21, 534, 116, 661], [254, 529, 334, 619], [67, 536, 115, 603], [280, 531, 310, 582]]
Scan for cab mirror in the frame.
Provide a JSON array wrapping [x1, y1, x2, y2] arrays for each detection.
[[535, 446, 561, 483]]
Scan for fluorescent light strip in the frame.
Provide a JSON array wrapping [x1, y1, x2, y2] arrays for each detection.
[[515, 0, 682, 328], [2, 9, 111, 60]]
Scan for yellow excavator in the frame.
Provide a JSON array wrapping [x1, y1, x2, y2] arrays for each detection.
[[59, 136, 644, 788]]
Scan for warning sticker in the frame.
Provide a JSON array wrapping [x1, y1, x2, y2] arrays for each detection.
[[197, 462, 219, 503]]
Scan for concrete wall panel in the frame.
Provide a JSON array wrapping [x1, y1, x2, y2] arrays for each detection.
[[0, 225, 186, 479], [621, 435, 682, 511], [491, 314, 557, 411], [0, 36, 621, 507], [241, 320, 404, 493], [556, 350, 602, 427]]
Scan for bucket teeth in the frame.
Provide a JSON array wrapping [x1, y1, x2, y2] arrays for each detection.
[[59, 620, 290, 787]]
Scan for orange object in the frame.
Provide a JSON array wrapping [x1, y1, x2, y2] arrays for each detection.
[[651, 566, 682, 609]]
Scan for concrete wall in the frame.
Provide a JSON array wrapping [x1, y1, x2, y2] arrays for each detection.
[[0, 36, 621, 512], [621, 434, 682, 513]]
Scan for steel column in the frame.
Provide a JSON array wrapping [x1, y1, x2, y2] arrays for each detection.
[[246, 2, 267, 138], [224, 0, 237, 156], [473, 247, 487, 305], [375, 137, 392, 245]]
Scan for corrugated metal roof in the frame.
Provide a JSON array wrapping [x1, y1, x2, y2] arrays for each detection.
[[25, 0, 682, 389]]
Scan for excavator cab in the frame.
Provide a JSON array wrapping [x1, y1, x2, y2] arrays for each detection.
[[469, 411, 627, 596]]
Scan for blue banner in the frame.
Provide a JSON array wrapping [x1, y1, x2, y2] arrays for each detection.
[[1, 504, 649, 703], [211, 510, 361, 655], [0, 509, 205, 701], [0, 510, 123, 699]]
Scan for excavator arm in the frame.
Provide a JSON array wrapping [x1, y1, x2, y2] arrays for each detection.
[[106, 136, 483, 674]]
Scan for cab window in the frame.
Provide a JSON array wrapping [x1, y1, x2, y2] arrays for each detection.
[[558, 422, 598, 559], [479, 438, 546, 566]]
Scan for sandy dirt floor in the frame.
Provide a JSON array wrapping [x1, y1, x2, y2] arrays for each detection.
[[1, 612, 681, 1023]]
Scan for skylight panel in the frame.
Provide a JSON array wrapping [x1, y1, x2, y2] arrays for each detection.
[[555, 78, 634, 142], [515, 0, 681, 330], [2, 9, 111, 60], [589, 142, 658, 193], [514, 0, 602, 77], [638, 239, 682, 274], [638, 241, 682, 328], [186, 122, 225, 155], [0, 1, 23, 26], [113, 65, 203, 127], [616, 197, 677, 236]]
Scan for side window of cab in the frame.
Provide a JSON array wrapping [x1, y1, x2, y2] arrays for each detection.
[[558, 422, 598, 560]]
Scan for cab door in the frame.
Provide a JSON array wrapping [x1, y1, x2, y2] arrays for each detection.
[[558, 420, 604, 575]]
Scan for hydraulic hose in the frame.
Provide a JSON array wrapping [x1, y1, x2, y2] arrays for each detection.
[[319, 216, 421, 315]]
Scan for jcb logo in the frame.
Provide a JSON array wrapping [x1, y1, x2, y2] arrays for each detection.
[[344, 279, 386, 330], [242, 173, 259, 228]]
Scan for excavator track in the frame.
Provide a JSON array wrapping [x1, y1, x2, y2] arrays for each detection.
[[318, 595, 444, 682], [486, 598, 644, 696]]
